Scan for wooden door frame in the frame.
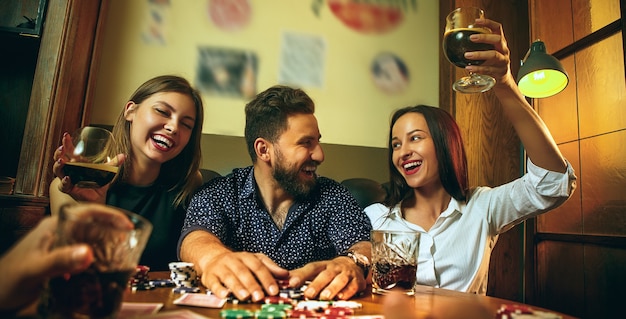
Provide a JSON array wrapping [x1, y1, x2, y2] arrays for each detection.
[[14, 0, 108, 198]]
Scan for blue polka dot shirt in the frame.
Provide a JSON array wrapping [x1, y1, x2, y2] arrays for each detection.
[[179, 166, 372, 269]]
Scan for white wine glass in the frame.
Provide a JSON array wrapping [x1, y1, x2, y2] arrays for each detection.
[[62, 126, 119, 188], [443, 7, 496, 93]]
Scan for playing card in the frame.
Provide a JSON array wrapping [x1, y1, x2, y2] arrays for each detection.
[[173, 293, 227, 308], [351, 316, 385, 319], [117, 302, 163, 318], [134, 309, 211, 319]]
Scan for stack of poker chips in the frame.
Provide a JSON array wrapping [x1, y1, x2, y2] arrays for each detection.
[[130, 265, 154, 290], [168, 261, 200, 293], [255, 303, 292, 319], [220, 309, 255, 319], [495, 304, 561, 319]]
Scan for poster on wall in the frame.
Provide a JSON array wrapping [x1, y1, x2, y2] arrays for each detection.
[[371, 52, 409, 94], [279, 32, 326, 88], [195, 47, 258, 99], [141, 0, 171, 45], [313, 0, 417, 34], [208, 0, 252, 32]]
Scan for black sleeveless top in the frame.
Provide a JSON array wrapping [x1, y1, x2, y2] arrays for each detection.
[[107, 182, 186, 271]]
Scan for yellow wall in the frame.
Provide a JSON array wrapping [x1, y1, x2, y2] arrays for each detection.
[[91, 0, 439, 148]]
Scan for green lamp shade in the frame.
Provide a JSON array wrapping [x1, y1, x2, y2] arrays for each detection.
[[516, 41, 569, 98]]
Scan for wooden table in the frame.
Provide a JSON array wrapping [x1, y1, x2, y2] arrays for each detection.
[[120, 271, 577, 319]]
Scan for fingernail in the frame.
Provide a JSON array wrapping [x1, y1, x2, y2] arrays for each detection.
[[57, 146, 63, 151], [252, 291, 263, 302], [239, 289, 249, 300], [470, 34, 479, 40], [305, 287, 316, 298], [219, 290, 230, 299], [320, 289, 331, 300], [289, 277, 299, 287], [465, 52, 474, 58], [268, 284, 278, 295], [71, 246, 90, 267]]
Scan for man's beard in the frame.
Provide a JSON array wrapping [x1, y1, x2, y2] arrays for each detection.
[[273, 150, 318, 201]]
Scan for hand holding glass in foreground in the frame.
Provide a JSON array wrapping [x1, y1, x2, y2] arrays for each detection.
[[0, 203, 138, 314]]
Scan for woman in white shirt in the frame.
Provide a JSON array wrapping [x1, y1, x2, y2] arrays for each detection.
[[365, 19, 576, 295]]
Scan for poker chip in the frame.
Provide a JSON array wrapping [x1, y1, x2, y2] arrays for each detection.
[[130, 282, 155, 291], [323, 307, 353, 316], [169, 261, 199, 288], [129, 265, 153, 290], [279, 288, 304, 299], [296, 300, 331, 311], [261, 304, 293, 312], [255, 309, 287, 319], [148, 280, 173, 287], [264, 296, 294, 305], [220, 309, 255, 319], [276, 279, 291, 289], [495, 304, 561, 319], [329, 301, 362, 309], [288, 309, 319, 319], [173, 286, 201, 294]]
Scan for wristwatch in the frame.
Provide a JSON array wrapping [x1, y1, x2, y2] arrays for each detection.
[[339, 250, 371, 279]]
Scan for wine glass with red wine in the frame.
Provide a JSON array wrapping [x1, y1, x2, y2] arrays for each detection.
[[443, 7, 496, 93], [62, 126, 119, 188]]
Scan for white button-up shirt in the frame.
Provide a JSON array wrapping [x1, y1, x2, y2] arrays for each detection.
[[365, 159, 576, 295]]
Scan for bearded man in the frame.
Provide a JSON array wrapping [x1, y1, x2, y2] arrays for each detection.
[[178, 85, 372, 302]]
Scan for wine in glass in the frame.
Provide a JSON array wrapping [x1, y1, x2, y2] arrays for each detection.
[[443, 7, 496, 93], [62, 126, 119, 188]]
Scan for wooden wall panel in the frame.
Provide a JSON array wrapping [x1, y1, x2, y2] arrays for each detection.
[[529, 0, 625, 317], [530, 0, 574, 52], [572, 0, 622, 41], [536, 141, 582, 234], [584, 245, 626, 318], [577, 34, 626, 138], [536, 241, 584, 317], [580, 130, 626, 235]]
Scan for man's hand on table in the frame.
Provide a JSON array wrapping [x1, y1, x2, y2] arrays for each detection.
[[199, 251, 289, 302], [288, 256, 367, 300]]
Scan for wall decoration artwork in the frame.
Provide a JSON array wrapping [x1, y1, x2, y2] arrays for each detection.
[[196, 47, 258, 99], [141, 0, 171, 45], [279, 31, 326, 88], [371, 52, 409, 94], [325, 0, 417, 34], [208, 0, 252, 32]]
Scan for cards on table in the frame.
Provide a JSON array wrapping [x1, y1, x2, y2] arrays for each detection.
[[118, 302, 163, 318], [173, 293, 227, 308], [135, 309, 211, 319]]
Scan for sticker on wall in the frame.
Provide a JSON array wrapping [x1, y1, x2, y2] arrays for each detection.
[[326, 0, 416, 34], [208, 0, 252, 32], [371, 52, 409, 95], [196, 47, 258, 99], [141, 0, 171, 45], [279, 32, 326, 89]]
